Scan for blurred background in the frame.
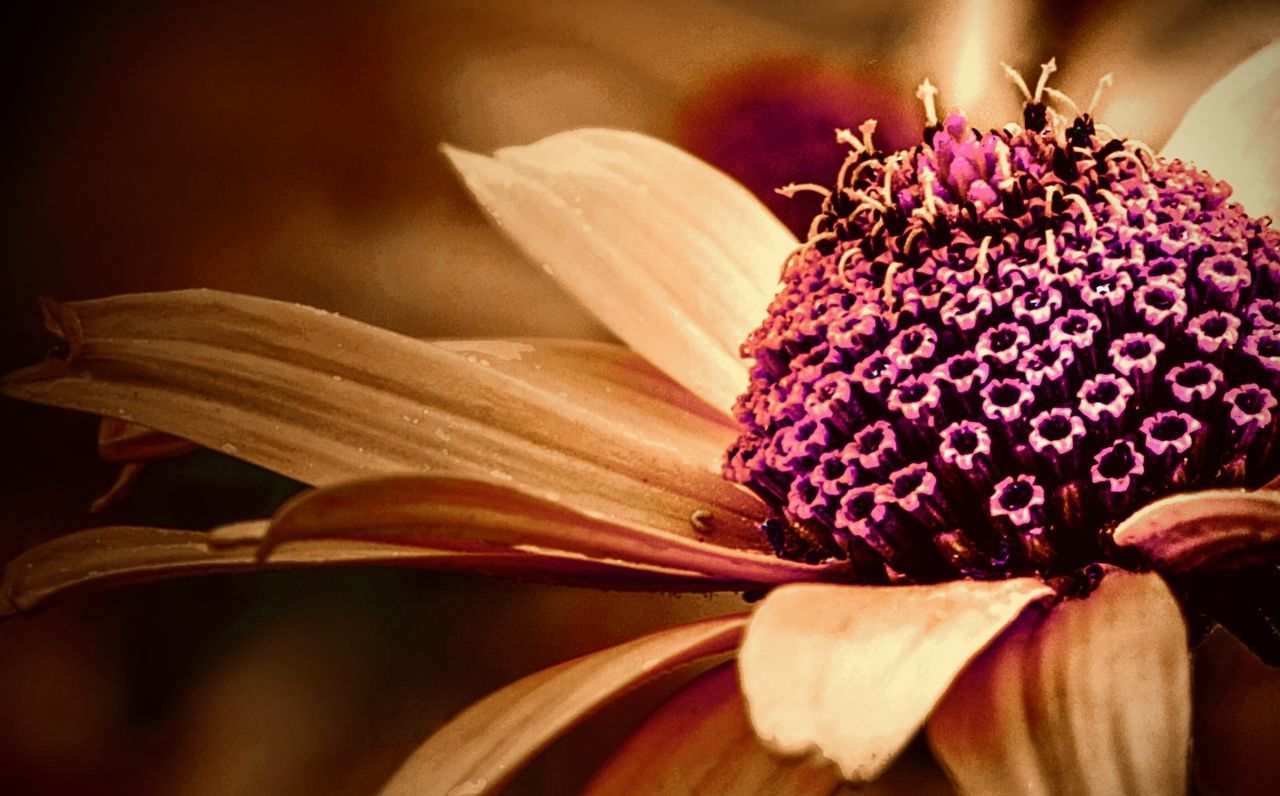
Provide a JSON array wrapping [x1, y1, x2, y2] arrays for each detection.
[[2, 0, 1279, 793]]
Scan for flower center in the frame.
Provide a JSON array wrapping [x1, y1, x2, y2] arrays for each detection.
[[724, 76, 1280, 584]]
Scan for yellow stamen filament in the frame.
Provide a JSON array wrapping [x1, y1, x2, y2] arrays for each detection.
[[882, 260, 904, 309], [859, 119, 879, 154], [853, 192, 888, 214], [995, 141, 1012, 180], [915, 78, 940, 127], [1106, 149, 1149, 177], [1095, 188, 1125, 216], [1043, 184, 1060, 217], [1001, 62, 1032, 100], [1045, 229, 1060, 268], [1124, 138, 1156, 162], [901, 226, 925, 256], [780, 232, 838, 280], [776, 182, 832, 199], [1063, 193, 1097, 233], [1033, 57, 1057, 103], [974, 235, 993, 279], [1093, 121, 1119, 141], [837, 245, 861, 284], [1088, 72, 1114, 116], [1042, 86, 1080, 116], [1045, 106, 1069, 148], [835, 128, 866, 153], [843, 158, 880, 188]]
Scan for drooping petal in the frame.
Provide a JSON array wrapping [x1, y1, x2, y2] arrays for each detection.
[[379, 614, 747, 796], [1111, 489, 1280, 574], [928, 568, 1189, 796], [0, 521, 766, 618], [262, 475, 848, 588], [737, 579, 1053, 783], [586, 662, 955, 796], [442, 129, 796, 411], [1, 290, 771, 549], [1161, 39, 1280, 219]]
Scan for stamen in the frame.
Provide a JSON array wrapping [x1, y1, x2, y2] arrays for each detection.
[[1088, 72, 1114, 116], [1042, 86, 1081, 116], [1001, 62, 1032, 101], [1062, 193, 1098, 233], [859, 119, 879, 154], [834, 128, 866, 154], [1033, 57, 1058, 103], [915, 78, 940, 127], [776, 182, 833, 199]]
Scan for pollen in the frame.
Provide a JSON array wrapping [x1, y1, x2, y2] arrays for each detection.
[[724, 65, 1280, 583]]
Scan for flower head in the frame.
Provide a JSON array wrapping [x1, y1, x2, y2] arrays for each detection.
[[726, 65, 1280, 588], [1, 43, 1280, 796]]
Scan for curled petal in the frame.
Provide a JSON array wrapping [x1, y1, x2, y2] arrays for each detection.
[[1161, 39, 1280, 219], [2, 290, 770, 549], [1112, 489, 1280, 573], [380, 614, 748, 796], [737, 579, 1053, 783], [928, 568, 1189, 796], [263, 475, 848, 589], [586, 662, 955, 796], [443, 129, 796, 411]]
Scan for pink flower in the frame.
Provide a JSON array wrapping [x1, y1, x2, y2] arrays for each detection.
[[4, 44, 1280, 794]]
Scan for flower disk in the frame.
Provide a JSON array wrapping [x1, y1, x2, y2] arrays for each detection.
[[725, 106, 1280, 583]]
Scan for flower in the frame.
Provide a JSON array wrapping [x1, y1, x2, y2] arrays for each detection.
[[3, 42, 1280, 796]]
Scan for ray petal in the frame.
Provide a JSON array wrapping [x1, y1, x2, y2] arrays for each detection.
[[1161, 39, 1280, 219], [443, 129, 796, 411], [1, 290, 771, 549], [1111, 489, 1280, 573], [261, 475, 848, 589], [0, 522, 761, 618], [586, 662, 955, 796], [928, 568, 1189, 796], [379, 614, 748, 796], [737, 579, 1054, 783]]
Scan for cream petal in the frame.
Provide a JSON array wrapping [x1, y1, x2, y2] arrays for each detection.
[[1111, 489, 1280, 573], [737, 579, 1053, 783], [0, 522, 754, 618], [262, 475, 848, 589], [2, 290, 771, 549], [1161, 39, 1280, 219], [586, 662, 955, 796], [442, 129, 796, 411], [379, 614, 747, 796], [928, 568, 1189, 796]]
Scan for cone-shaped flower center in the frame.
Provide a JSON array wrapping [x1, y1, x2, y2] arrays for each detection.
[[725, 100, 1280, 584]]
